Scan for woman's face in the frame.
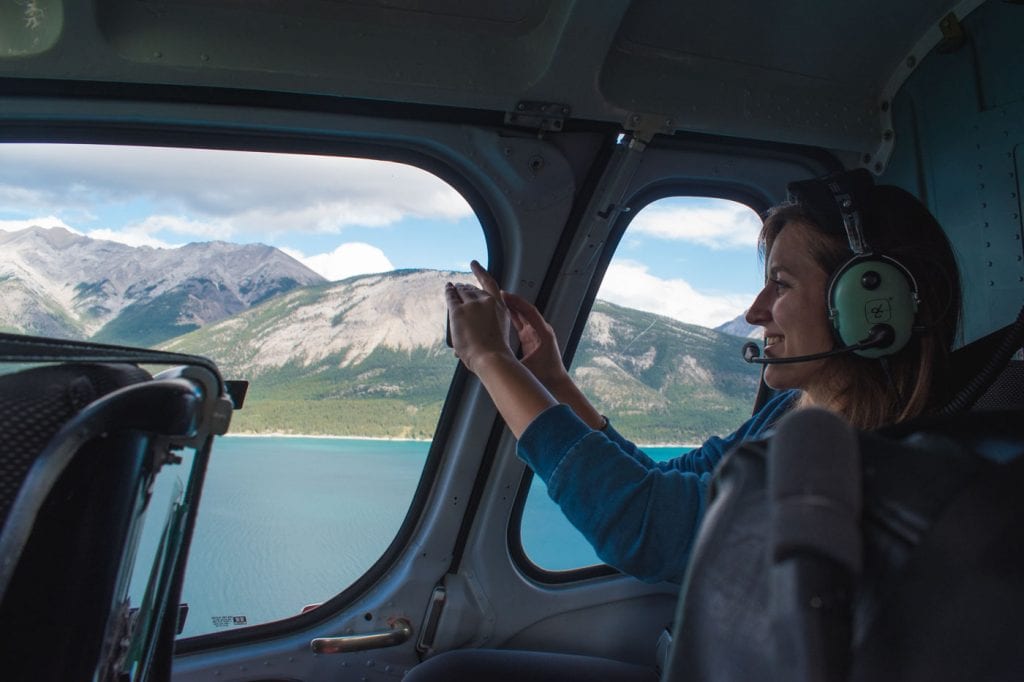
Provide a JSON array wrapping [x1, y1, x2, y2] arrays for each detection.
[[744, 221, 836, 396]]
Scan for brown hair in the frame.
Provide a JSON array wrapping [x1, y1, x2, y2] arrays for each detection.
[[760, 185, 962, 430]]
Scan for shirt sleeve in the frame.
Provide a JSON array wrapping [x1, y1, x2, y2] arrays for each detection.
[[516, 391, 797, 583]]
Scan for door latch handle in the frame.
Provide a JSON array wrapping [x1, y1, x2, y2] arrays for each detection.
[[310, 617, 413, 654]]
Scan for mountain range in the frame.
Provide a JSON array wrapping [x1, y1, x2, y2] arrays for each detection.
[[0, 226, 324, 345], [2, 226, 761, 443]]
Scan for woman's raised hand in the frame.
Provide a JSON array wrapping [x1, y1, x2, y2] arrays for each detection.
[[502, 291, 571, 390], [444, 260, 513, 374], [443, 259, 601, 434]]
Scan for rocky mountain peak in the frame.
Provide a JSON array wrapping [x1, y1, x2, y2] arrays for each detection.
[[0, 226, 326, 343]]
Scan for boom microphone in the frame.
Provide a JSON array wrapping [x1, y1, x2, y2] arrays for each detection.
[[742, 324, 894, 364]]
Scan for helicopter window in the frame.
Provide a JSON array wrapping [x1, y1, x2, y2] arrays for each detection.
[[518, 195, 764, 575], [0, 142, 484, 637]]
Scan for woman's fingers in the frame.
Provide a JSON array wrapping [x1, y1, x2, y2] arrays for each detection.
[[503, 292, 550, 331], [444, 282, 462, 306], [470, 260, 502, 300], [448, 282, 485, 302], [508, 307, 525, 332]]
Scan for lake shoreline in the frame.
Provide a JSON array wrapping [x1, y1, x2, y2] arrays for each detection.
[[225, 432, 697, 448], [227, 432, 432, 443]]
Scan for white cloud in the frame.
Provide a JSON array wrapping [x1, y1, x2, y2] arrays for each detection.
[[597, 261, 754, 328], [0, 215, 77, 232], [0, 214, 178, 248], [125, 214, 230, 240], [295, 242, 395, 281], [84, 228, 178, 249], [0, 144, 474, 238], [629, 201, 762, 249]]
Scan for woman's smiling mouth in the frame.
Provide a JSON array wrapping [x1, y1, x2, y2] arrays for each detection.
[[764, 335, 783, 349]]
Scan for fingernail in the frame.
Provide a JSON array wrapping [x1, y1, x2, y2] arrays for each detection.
[[446, 282, 453, 288]]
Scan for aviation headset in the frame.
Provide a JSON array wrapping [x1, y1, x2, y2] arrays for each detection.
[[786, 169, 920, 359]]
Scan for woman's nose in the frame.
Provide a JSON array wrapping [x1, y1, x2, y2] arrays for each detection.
[[744, 287, 771, 325]]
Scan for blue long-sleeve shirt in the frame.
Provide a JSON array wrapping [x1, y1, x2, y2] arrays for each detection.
[[517, 390, 798, 583]]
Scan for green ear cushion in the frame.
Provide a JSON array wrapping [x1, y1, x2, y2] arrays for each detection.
[[828, 258, 918, 358]]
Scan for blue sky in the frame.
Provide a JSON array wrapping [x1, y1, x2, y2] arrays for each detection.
[[0, 143, 764, 327]]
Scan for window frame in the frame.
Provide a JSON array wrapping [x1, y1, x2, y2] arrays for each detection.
[[0, 114, 506, 650], [508, 181, 775, 584]]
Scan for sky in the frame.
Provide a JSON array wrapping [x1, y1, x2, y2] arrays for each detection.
[[0, 143, 765, 328]]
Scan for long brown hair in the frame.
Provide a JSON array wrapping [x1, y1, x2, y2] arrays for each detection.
[[760, 185, 962, 430]]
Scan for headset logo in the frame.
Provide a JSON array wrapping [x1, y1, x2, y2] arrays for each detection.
[[865, 299, 892, 322]]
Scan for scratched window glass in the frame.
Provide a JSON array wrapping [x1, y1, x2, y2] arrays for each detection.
[[0, 143, 484, 638], [518, 196, 765, 573]]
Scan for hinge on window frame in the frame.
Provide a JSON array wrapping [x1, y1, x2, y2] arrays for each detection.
[[622, 112, 676, 151], [505, 101, 570, 133]]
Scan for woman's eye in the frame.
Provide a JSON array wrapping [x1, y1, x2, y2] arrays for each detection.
[[770, 278, 789, 293]]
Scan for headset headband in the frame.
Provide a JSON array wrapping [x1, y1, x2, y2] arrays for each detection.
[[786, 168, 876, 256]]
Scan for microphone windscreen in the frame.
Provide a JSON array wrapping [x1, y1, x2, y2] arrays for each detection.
[[742, 342, 760, 363], [767, 408, 862, 573]]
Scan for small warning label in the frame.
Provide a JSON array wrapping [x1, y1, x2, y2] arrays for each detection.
[[211, 615, 248, 627]]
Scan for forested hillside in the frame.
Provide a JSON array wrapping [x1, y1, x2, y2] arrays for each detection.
[[164, 270, 761, 443]]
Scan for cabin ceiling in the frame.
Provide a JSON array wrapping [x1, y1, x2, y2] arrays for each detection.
[[0, 0, 981, 163]]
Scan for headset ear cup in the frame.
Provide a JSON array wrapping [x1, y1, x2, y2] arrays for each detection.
[[828, 256, 918, 358]]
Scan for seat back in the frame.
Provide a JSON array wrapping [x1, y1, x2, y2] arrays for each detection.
[[0, 364, 157, 681], [0, 334, 236, 682], [662, 407, 1024, 682], [973, 359, 1024, 410], [942, 306, 1024, 413]]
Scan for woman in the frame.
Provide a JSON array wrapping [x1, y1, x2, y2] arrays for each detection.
[[415, 171, 962, 682], [444, 171, 961, 584]]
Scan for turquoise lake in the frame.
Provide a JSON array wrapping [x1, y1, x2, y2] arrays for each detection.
[[132, 436, 685, 639]]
